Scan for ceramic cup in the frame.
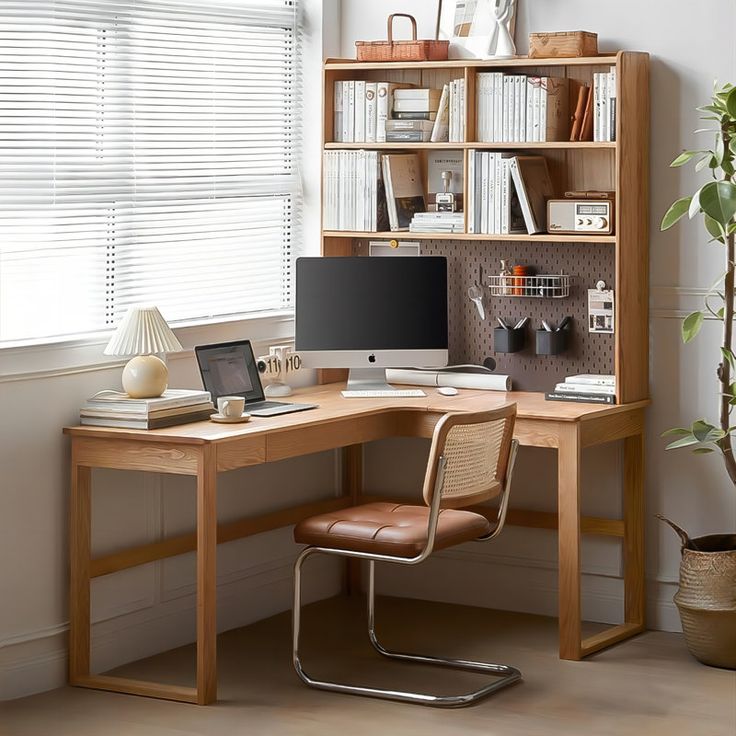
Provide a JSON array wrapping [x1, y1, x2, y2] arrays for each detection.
[[217, 396, 245, 418]]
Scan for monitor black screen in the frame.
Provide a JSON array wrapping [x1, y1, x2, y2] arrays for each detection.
[[295, 257, 448, 351]]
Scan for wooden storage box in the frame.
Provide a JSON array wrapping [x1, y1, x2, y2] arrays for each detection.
[[528, 31, 598, 59], [356, 14, 449, 62]]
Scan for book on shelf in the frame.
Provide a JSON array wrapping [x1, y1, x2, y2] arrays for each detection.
[[448, 79, 466, 143], [468, 150, 525, 235], [83, 388, 211, 413], [509, 155, 555, 234], [382, 153, 426, 231], [593, 68, 617, 142], [322, 150, 388, 232], [476, 73, 569, 143], [426, 150, 464, 209], [430, 83, 450, 142]]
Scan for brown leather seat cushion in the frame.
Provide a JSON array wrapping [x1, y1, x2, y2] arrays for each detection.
[[294, 502, 492, 558]]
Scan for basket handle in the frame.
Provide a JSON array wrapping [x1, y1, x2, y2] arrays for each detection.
[[656, 514, 697, 552], [387, 14, 418, 43]]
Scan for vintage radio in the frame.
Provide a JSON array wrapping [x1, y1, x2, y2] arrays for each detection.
[[547, 192, 615, 235]]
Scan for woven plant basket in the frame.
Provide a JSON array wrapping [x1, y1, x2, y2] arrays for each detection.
[[659, 516, 736, 669]]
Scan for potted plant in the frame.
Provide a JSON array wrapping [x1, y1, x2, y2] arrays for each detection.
[[659, 83, 736, 669]]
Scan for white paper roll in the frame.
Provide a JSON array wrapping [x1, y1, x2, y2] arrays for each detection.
[[386, 369, 511, 392]]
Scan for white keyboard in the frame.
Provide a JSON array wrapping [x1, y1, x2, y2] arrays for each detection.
[[341, 389, 427, 398]]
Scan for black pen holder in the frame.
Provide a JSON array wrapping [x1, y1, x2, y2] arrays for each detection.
[[494, 327, 526, 353], [535, 329, 569, 356]]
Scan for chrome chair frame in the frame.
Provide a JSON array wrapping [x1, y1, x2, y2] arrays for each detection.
[[292, 438, 521, 708]]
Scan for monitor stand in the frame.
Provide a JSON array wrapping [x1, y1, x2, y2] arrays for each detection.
[[346, 368, 397, 392]]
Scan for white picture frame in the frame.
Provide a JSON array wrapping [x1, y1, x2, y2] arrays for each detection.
[[437, 0, 518, 60]]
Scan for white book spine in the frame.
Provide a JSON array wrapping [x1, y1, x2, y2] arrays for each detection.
[[376, 82, 388, 143], [525, 78, 534, 142], [539, 78, 548, 142], [480, 152, 489, 234], [365, 82, 377, 143], [518, 75, 527, 142], [460, 78, 466, 141], [347, 81, 355, 143], [593, 73, 601, 142], [354, 81, 366, 143], [600, 72, 608, 142], [493, 73, 503, 142], [502, 76, 512, 142], [608, 68, 617, 141], [334, 81, 343, 142], [476, 75, 487, 141], [467, 149, 475, 234], [492, 152, 501, 233], [341, 83, 350, 143], [500, 158, 510, 234], [430, 83, 450, 142]]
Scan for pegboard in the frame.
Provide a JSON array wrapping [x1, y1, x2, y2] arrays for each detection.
[[353, 239, 615, 392]]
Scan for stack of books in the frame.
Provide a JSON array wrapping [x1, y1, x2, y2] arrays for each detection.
[[410, 212, 464, 233], [545, 375, 616, 405], [389, 88, 443, 142], [80, 389, 214, 429], [476, 73, 569, 143]]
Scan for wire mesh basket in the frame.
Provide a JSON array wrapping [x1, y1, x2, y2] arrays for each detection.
[[487, 274, 570, 298]]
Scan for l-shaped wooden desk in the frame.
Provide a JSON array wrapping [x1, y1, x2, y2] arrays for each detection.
[[64, 383, 647, 705]]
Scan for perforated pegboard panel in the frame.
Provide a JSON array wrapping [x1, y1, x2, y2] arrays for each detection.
[[353, 239, 615, 392]]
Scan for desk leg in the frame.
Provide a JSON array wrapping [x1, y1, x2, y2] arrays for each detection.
[[69, 460, 91, 683], [558, 423, 582, 660], [623, 432, 646, 628], [343, 444, 363, 595], [196, 445, 218, 705]]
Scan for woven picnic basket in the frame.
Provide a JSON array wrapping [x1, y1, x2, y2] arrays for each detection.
[[355, 14, 449, 63]]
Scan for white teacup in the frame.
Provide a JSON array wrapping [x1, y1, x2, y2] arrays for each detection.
[[217, 396, 245, 418]]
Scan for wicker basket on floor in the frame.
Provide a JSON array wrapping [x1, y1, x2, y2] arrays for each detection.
[[356, 14, 449, 62]]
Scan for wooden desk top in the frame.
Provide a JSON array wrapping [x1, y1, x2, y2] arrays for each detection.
[[64, 385, 649, 445]]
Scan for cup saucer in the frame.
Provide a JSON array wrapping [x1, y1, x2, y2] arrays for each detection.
[[210, 412, 252, 424]]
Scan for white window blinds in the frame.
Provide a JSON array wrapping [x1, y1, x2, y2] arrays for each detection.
[[0, 0, 300, 345]]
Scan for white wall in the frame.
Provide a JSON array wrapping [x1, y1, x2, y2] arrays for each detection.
[[0, 0, 342, 701], [341, 0, 736, 625]]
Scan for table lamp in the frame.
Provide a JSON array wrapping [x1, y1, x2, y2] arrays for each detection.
[[104, 306, 183, 398]]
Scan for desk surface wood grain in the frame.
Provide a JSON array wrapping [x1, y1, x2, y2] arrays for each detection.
[[63, 384, 649, 444]]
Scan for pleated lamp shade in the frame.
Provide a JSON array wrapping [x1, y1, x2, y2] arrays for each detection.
[[104, 306, 183, 357]]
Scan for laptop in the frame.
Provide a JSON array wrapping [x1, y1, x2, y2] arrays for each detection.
[[195, 340, 318, 417]]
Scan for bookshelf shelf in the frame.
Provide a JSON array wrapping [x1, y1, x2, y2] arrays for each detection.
[[324, 141, 616, 150], [324, 55, 620, 71], [323, 230, 616, 244], [321, 51, 650, 405]]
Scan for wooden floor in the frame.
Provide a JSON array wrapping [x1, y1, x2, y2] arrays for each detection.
[[2, 597, 735, 736]]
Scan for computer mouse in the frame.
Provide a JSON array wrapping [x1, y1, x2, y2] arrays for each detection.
[[437, 386, 458, 396]]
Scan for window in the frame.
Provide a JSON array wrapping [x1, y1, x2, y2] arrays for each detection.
[[0, 0, 301, 346]]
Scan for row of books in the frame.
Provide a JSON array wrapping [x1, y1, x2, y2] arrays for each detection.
[[322, 150, 388, 231], [334, 80, 403, 144], [80, 389, 214, 429], [323, 150, 466, 232], [545, 375, 616, 405], [593, 67, 617, 142], [476, 73, 569, 143], [467, 152, 553, 235]]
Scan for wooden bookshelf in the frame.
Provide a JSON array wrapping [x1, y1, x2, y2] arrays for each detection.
[[321, 52, 650, 404]]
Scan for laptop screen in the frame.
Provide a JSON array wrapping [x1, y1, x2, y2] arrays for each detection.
[[195, 340, 265, 403]]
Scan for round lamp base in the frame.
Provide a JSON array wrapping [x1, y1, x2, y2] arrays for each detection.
[[122, 355, 169, 398]]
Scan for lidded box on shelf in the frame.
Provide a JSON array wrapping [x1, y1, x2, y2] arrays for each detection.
[[528, 31, 598, 59]]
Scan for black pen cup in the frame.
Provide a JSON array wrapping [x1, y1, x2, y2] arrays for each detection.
[[494, 327, 526, 353], [535, 329, 568, 355]]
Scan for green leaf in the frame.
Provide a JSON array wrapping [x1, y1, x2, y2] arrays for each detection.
[[699, 181, 736, 226], [666, 435, 700, 450], [730, 137, 736, 155], [692, 447, 715, 454], [691, 419, 716, 442], [715, 135, 726, 165], [689, 186, 704, 218], [661, 427, 692, 437], [722, 347, 736, 370], [670, 150, 699, 167], [704, 214, 726, 242], [682, 311, 704, 343], [696, 155, 712, 172], [661, 197, 692, 230], [726, 86, 736, 117]]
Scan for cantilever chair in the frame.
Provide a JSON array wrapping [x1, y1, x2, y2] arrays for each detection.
[[292, 404, 520, 707]]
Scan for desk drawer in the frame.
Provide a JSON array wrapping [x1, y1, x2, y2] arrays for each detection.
[[216, 436, 266, 471]]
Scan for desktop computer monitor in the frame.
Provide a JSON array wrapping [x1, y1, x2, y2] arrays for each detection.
[[295, 256, 448, 391]]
